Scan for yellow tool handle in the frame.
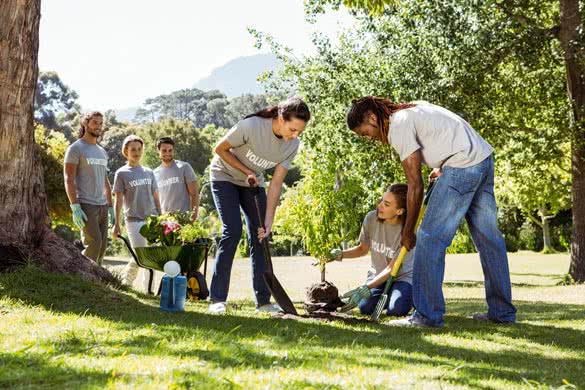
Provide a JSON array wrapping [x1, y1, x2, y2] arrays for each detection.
[[390, 203, 428, 277]]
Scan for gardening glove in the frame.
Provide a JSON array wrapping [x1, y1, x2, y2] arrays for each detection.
[[340, 284, 371, 312], [327, 248, 343, 263], [108, 206, 115, 227], [70, 203, 88, 230], [311, 248, 343, 266]]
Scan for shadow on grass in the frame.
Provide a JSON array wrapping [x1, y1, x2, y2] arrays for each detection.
[[0, 352, 111, 389], [1, 266, 584, 389]]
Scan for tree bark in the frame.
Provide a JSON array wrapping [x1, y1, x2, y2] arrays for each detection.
[[0, 0, 112, 282], [540, 211, 554, 254], [560, 0, 585, 282]]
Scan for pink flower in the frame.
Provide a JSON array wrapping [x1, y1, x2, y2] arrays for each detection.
[[162, 221, 181, 236]]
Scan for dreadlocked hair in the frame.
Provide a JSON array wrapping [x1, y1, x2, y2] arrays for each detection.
[[346, 97, 416, 144]]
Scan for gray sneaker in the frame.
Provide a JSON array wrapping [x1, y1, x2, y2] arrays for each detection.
[[256, 303, 283, 314], [471, 312, 515, 324], [386, 315, 440, 328]]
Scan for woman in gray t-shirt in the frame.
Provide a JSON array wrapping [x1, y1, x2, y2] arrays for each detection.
[[112, 135, 161, 289], [208, 97, 310, 315], [327, 184, 414, 317]]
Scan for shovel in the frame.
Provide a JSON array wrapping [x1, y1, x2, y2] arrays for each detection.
[[249, 179, 298, 315], [370, 181, 436, 321]]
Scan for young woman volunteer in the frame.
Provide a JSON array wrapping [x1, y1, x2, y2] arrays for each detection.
[[208, 97, 310, 314], [328, 184, 414, 317], [112, 135, 161, 289]]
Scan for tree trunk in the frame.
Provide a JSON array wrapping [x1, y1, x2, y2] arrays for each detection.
[[0, 0, 112, 282], [540, 211, 554, 254], [560, 0, 585, 282]]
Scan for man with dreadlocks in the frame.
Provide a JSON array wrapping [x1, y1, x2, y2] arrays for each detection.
[[346, 97, 516, 327], [64, 111, 114, 265]]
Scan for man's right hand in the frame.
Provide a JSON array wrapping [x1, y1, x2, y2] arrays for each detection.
[[429, 168, 442, 183], [70, 203, 88, 229], [401, 230, 416, 251], [112, 225, 120, 241]]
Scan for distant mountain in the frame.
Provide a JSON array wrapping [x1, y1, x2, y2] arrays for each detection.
[[193, 53, 282, 97], [113, 106, 139, 122], [113, 53, 280, 122]]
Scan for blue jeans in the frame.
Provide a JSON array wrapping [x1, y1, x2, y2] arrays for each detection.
[[209, 180, 271, 306], [358, 281, 413, 317], [413, 155, 517, 326]]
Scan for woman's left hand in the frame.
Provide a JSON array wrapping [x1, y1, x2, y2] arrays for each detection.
[[258, 222, 272, 242]]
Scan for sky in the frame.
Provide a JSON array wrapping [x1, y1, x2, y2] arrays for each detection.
[[39, 1, 354, 111]]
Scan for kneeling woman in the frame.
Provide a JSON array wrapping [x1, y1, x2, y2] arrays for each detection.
[[332, 184, 413, 316]]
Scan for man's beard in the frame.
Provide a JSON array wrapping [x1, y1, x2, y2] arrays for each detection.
[[162, 157, 173, 163], [86, 129, 101, 138]]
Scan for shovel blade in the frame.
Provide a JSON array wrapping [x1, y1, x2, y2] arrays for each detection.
[[263, 272, 298, 315], [370, 294, 388, 322]]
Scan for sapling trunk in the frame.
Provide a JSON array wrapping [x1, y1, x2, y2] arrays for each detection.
[[319, 258, 326, 282]]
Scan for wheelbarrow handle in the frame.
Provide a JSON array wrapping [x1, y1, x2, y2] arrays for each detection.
[[117, 234, 140, 264]]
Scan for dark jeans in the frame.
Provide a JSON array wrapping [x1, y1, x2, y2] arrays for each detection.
[[358, 281, 413, 317], [209, 180, 271, 306]]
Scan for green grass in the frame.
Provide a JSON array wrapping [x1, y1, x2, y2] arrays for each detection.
[[0, 254, 584, 390]]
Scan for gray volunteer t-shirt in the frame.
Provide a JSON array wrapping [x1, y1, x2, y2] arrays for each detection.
[[64, 139, 108, 205], [388, 101, 493, 168], [209, 116, 300, 187], [113, 165, 159, 222], [154, 160, 197, 214], [359, 210, 413, 284]]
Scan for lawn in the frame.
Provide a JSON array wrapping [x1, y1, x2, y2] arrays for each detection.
[[0, 252, 583, 389]]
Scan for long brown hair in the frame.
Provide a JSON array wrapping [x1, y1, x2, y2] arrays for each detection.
[[347, 97, 415, 143], [78, 111, 103, 139], [382, 183, 408, 226], [244, 96, 311, 123]]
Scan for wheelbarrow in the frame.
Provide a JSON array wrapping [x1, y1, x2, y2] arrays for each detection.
[[118, 234, 211, 296]]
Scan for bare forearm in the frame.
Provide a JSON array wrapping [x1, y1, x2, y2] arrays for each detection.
[[366, 266, 392, 289], [404, 181, 423, 235], [190, 194, 199, 212], [218, 150, 254, 176], [188, 181, 200, 212], [153, 192, 161, 214], [114, 194, 123, 226], [342, 244, 369, 259], [65, 178, 78, 204], [104, 178, 113, 206], [265, 181, 282, 227]]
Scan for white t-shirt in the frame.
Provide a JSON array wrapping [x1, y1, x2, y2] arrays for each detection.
[[388, 101, 493, 168], [209, 116, 300, 187]]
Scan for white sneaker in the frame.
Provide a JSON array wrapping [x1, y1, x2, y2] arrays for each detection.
[[208, 302, 227, 314], [255, 303, 283, 314]]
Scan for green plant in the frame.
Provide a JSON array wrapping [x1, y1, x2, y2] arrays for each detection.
[[275, 151, 365, 281], [139, 212, 209, 247]]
